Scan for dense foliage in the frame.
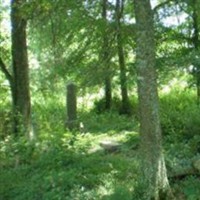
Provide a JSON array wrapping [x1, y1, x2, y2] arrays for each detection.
[[1, 0, 200, 199], [1, 90, 200, 199]]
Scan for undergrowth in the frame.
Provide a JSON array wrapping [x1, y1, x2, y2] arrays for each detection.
[[0, 90, 200, 199]]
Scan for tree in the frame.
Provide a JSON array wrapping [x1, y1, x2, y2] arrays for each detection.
[[115, 0, 131, 115], [102, 0, 112, 110], [190, 0, 200, 104], [11, 0, 32, 138], [133, 0, 172, 199]]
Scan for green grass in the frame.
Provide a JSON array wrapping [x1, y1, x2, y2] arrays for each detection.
[[1, 90, 200, 199], [0, 131, 138, 200]]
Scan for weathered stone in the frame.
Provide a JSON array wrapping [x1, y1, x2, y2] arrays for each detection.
[[99, 140, 121, 152], [66, 83, 77, 130]]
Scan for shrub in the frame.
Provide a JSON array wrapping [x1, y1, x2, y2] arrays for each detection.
[[0, 109, 12, 138], [160, 90, 200, 141], [93, 96, 121, 114]]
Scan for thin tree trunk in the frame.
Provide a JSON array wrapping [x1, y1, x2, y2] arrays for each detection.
[[11, 0, 32, 139], [104, 77, 112, 110], [115, 0, 130, 115], [0, 58, 15, 114], [102, 0, 112, 110], [134, 0, 172, 199], [191, 0, 200, 104], [0, 58, 13, 86]]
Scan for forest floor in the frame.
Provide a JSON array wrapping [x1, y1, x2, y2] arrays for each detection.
[[1, 103, 200, 199]]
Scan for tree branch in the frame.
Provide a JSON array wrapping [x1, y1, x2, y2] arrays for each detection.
[[0, 57, 13, 85], [153, 0, 176, 13]]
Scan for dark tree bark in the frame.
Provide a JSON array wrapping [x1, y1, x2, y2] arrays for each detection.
[[115, 0, 130, 115], [134, 0, 172, 199], [102, 0, 112, 110], [11, 0, 32, 138], [104, 77, 112, 110]]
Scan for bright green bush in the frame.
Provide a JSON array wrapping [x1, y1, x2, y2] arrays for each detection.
[[160, 90, 200, 141]]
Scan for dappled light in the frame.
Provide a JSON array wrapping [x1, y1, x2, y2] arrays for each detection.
[[1, 0, 200, 199]]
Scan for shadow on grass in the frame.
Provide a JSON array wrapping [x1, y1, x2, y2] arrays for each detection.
[[0, 134, 139, 200], [79, 111, 139, 134]]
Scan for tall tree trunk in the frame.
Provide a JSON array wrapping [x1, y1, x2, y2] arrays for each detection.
[[115, 0, 130, 115], [11, 0, 32, 139], [134, 0, 172, 199], [102, 0, 112, 110], [104, 77, 112, 110], [191, 0, 200, 104]]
